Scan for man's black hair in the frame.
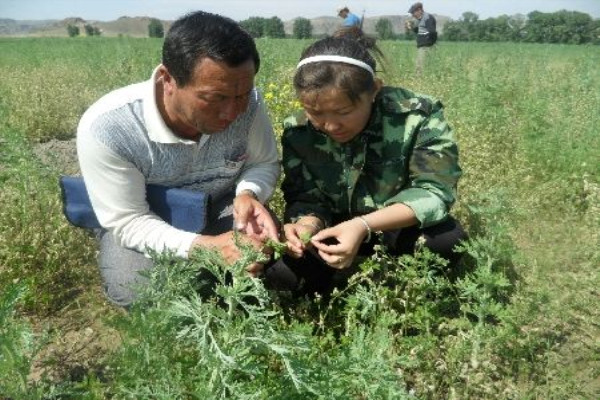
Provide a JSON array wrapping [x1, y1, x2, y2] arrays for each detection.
[[162, 11, 260, 87]]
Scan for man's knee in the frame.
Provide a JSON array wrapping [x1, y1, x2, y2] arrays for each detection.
[[97, 230, 153, 308], [103, 280, 141, 308]]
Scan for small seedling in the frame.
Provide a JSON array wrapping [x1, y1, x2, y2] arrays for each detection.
[[264, 238, 288, 260], [264, 231, 313, 260]]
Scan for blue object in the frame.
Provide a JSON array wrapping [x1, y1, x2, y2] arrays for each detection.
[[343, 13, 361, 27], [59, 176, 209, 233]]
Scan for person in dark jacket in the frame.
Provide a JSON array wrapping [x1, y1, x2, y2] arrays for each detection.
[[405, 2, 437, 74]]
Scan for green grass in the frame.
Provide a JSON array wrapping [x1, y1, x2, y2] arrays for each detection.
[[0, 37, 598, 399]]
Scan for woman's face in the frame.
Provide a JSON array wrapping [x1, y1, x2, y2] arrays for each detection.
[[299, 84, 380, 144]]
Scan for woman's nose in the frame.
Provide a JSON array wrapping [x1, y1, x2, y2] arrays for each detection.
[[322, 119, 341, 133]]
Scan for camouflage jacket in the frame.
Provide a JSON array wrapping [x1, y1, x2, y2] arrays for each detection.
[[281, 86, 461, 228]]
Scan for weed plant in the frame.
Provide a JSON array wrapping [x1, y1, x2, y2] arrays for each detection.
[[0, 126, 97, 313], [0, 284, 45, 398], [46, 218, 531, 399], [0, 37, 598, 398]]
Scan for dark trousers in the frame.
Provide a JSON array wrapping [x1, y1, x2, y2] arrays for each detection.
[[264, 217, 467, 296]]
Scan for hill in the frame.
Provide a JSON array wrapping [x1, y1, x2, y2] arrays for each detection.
[[0, 14, 449, 37]]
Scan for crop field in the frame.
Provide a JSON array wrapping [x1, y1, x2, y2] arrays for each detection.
[[0, 37, 599, 399]]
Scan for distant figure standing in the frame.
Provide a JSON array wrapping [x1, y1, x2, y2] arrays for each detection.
[[405, 2, 437, 75], [337, 6, 361, 28]]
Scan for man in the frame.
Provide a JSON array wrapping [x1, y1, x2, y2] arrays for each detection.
[[337, 6, 361, 28], [405, 2, 437, 74], [77, 11, 280, 307]]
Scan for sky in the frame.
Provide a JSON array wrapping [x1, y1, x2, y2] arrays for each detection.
[[1, 0, 599, 22]]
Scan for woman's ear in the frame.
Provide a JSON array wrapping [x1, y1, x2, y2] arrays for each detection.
[[372, 78, 384, 101]]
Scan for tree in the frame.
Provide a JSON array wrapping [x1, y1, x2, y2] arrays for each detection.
[[461, 12, 479, 24], [436, 9, 596, 44], [148, 18, 164, 38], [525, 10, 594, 44], [375, 18, 395, 40], [293, 17, 312, 39], [83, 24, 101, 36], [442, 20, 467, 41], [84, 24, 94, 36], [264, 17, 285, 38], [66, 24, 79, 37], [240, 17, 265, 38]]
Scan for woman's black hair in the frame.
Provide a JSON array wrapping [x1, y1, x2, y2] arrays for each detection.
[[294, 27, 384, 103], [162, 11, 260, 87]]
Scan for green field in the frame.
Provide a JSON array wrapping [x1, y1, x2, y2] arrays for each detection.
[[0, 37, 599, 399]]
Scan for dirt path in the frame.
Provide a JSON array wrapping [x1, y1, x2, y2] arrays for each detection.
[[31, 138, 123, 384]]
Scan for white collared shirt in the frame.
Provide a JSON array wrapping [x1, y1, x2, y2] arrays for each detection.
[[77, 66, 280, 258]]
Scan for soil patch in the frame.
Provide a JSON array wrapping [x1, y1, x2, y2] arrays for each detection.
[[33, 138, 80, 176]]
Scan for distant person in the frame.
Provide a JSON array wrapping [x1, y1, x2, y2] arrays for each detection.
[[265, 30, 466, 296], [77, 11, 280, 307], [337, 6, 361, 28], [405, 2, 437, 75]]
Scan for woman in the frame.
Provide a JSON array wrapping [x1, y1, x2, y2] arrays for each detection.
[[265, 32, 466, 296]]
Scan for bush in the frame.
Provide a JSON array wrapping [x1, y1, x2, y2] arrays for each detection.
[[148, 18, 164, 38]]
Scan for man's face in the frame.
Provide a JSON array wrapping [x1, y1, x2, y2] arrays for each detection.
[[162, 58, 256, 137], [411, 9, 424, 19], [339, 10, 348, 18]]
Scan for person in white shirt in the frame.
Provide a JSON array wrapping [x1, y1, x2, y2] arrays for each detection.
[[77, 11, 280, 307]]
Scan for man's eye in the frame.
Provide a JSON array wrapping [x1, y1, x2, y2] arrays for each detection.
[[200, 94, 225, 103]]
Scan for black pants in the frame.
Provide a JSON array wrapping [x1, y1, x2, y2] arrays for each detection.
[[264, 217, 467, 296]]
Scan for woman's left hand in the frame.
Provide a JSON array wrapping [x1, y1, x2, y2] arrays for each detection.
[[310, 219, 367, 269]]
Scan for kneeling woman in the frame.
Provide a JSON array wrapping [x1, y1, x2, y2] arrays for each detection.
[[266, 32, 467, 296]]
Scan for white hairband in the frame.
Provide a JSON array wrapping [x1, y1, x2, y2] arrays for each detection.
[[296, 55, 375, 77]]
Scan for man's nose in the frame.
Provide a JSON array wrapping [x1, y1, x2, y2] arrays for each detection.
[[219, 97, 246, 122]]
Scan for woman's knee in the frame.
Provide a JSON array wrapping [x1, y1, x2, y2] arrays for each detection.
[[423, 218, 467, 254]]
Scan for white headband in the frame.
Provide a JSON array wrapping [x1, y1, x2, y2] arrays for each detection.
[[296, 55, 375, 77]]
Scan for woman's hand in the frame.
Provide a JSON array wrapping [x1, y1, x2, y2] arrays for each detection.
[[310, 218, 368, 269]]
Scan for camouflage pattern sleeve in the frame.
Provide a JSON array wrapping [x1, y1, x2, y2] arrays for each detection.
[[281, 116, 333, 226], [391, 99, 462, 227]]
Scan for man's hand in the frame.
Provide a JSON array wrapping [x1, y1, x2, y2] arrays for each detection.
[[190, 232, 266, 277], [233, 190, 279, 242]]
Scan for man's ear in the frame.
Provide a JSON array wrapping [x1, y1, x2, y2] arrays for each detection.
[[159, 65, 176, 94]]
